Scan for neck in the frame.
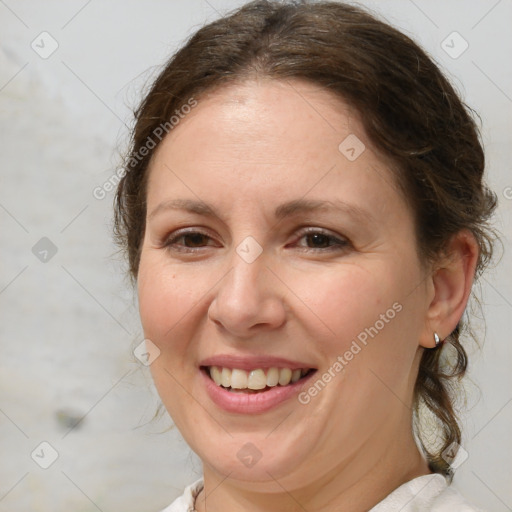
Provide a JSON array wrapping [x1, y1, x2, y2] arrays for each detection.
[[195, 421, 431, 512]]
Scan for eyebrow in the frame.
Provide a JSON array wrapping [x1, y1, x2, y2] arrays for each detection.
[[148, 198, 374, 224]]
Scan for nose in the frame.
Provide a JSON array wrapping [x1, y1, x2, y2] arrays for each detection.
[[208, 249, 287, 339]]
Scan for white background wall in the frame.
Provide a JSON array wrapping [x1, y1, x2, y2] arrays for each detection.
[[0, 1, 511, 510]]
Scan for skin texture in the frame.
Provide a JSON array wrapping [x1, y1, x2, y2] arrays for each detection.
[[137, 79, 479, 512]]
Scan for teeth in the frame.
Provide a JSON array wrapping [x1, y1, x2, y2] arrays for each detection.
[[221, 367, 231, 387], [278, 368, 292, 386], [208, 366, 311, 390], [266, 367, 279, 387], [231, 369, 248, 389], [210, 366, 222, 386], [248, 369, 267, 390], [291, 369, 301, 383]]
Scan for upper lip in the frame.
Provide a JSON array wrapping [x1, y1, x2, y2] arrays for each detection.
[[199, 354, 316, 371]]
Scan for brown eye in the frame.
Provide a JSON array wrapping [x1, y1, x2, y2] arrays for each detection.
[[305, 233, 332, 248], [180, 233, 210, 247], [294, 228, 349, 252], [164, 230, 216, 252]]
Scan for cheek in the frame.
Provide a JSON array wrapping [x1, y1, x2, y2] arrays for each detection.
[[137, 255, 206, 352], [297, 264, 421, 417], [283, 262, 401, 343], [287, 258, 423, 385], [137, 257, 209, 421]]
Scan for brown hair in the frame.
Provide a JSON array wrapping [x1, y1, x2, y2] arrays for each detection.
[[114, 0, 497, 476]]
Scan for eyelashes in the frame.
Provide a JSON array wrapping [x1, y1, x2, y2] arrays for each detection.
[[162, 227, 350, 254], [294, 228, 349, 251], [165, 230, 213, 250]]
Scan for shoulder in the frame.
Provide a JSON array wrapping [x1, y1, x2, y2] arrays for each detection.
[[370, 473, 486, 512], [158, 478, 203, 512]]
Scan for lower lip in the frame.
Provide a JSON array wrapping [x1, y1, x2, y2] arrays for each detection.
[[200, 369, 316, 414]]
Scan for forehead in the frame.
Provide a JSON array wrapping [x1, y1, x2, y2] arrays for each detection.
[[162, 79, 364, 161], [146, 79, 405, 222]]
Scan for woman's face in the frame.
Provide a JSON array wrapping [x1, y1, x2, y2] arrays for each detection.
[[137, 80, 433, 490]]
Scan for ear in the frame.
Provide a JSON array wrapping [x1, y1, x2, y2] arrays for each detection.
[[419, 230, 479, 349]]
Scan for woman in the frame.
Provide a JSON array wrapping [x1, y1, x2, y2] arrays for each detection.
[[114, 1, 497, 510]]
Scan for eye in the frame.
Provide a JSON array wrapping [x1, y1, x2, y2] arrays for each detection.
[[162, 227, 349, 254], [163, 229, 217, 252], [293, 227, 349, 252]]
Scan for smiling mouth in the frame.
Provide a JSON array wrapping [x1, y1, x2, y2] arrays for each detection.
[[201, 366, 317, 393]]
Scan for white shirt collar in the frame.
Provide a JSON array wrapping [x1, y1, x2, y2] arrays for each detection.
[[160, 473, 483, 512]]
